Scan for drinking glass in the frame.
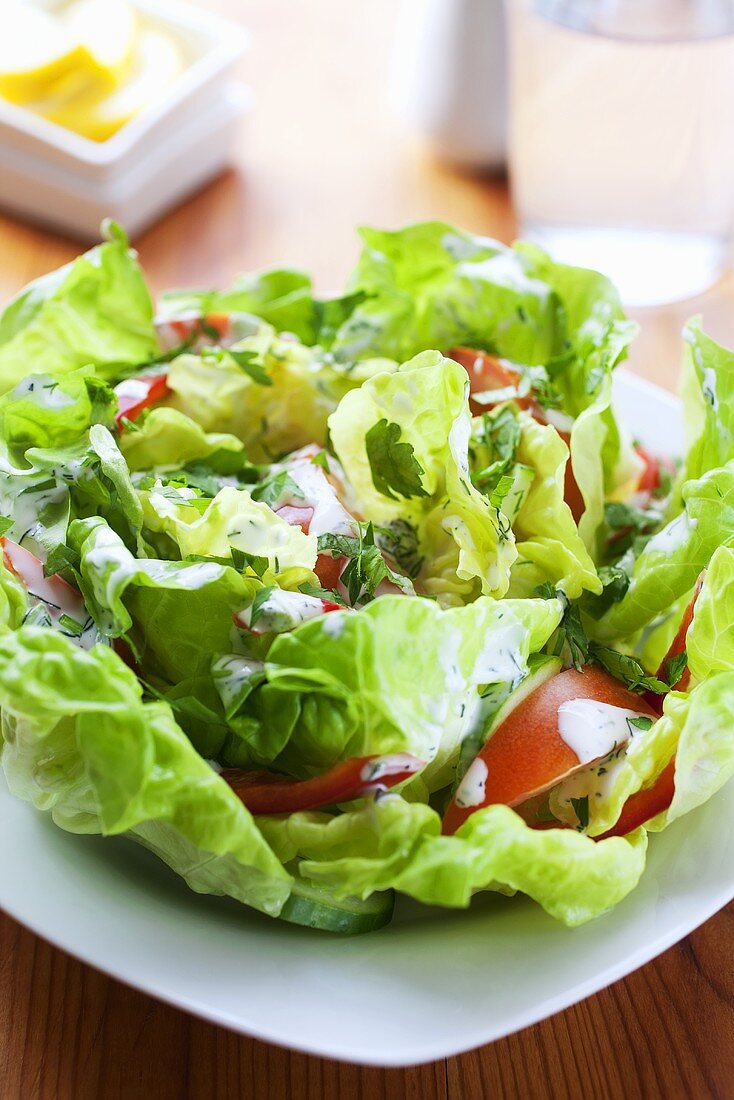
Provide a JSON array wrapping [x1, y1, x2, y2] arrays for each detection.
[[505, 0, 734, 305]]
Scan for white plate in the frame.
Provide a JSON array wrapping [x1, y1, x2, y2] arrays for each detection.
[[1, 371, 731, 1067]]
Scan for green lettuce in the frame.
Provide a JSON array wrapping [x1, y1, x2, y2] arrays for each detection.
[[0, 626, 290, 915], [224, 593, 562, 790], [0, 368, 116, 456], [329, 352, 517, 601], [165, 319, 395, 462], [158, 267, 362, 349], [590, 463, 734, 641], [259, 797, 647, 926], [680, 319, 734, 482], [0, 223, 158, 394], [120, 407, 251, 475], [508, 412, 600, 598]]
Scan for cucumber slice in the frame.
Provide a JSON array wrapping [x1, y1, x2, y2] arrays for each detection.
[[278, 879, 395, 934]]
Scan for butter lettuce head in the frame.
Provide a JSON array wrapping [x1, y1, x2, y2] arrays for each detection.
[[259, 797, 647, 927], [0, 223, 158, 395], [0, 626, 290, 915], [329, 351, 517, 601], [225, 593, 563, 790]]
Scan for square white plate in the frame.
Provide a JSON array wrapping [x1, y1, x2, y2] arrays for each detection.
[[1, 371, 731, 1067]]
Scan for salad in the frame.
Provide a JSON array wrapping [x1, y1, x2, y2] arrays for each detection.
[[0, 221, 732, 935]]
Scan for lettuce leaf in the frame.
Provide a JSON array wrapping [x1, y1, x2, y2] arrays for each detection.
[[508, 412, 601, 598], [0, 224, 158, 394], [166, 319, 395, 462], [590, 462, 734, 641], [329, 352, 517, 601], [680, 319, 734, 482], [0, 626, 290, 915], [259, 797, 647, 926], [0, 368, 116, 456], [225, 593, 562, 789]]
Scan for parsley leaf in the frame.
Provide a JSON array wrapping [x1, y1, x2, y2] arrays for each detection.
[[627, 715, 653, 733], [364, 419, 429, 500], [375, 519, 424, 580], [570, 795, 589, 830], [228, 348, 273, 387], [317, 523, 413, 605], [585, 563, 631, 618], [252, 470, 304, 508], [589, 644, 668, 695], [248, 585, 276, 628], [44, 543, 80, 577], [663, 650, 688, 689], [310, 450, 331, 473], [298, 582, 347, 606]]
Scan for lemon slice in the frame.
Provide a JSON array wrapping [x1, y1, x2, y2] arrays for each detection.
[[34, 28, 184, 142], [65, 0, 139, 89], [0, 3, 87, 105]]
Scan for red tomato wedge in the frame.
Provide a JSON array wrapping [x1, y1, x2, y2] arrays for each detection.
[[597, 758, 676, 839], [167, 312, 232, 344], [221, 753, 424, 815], [114, 373, 170, 426], [636, 446, 663, 495], [657, 572, 704, 692], [1, 537, 86, 621], [273, 503, 346, 590], [442, 667, 657, 835], [447, 347, 535, 414]]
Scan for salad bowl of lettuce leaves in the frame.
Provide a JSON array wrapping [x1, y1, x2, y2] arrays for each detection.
[[0, 219, 732, 971]]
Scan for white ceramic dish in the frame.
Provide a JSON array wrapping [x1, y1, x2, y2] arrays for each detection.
[[1, 371, 731, 1067], [0, 0, 249, 237]]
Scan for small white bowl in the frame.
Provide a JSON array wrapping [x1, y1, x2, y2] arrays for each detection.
[[0, 0, 250, 237]]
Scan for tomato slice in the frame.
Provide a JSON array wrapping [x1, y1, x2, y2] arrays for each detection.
[[442, 666, 657, 835], [221, 753, 424, 814], [1, 537, 87, 622], [274, 505, 314, 532], [114, 373, 170, 426], [636, 446, 663, 495], [447, 346, 534, 415], [597, 758, 676, 839]]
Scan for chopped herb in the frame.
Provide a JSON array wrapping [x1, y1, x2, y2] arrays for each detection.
[[375, 519, 424, 580], [489, 473, 515, 512], [44, 543, 80, 577], [585, 563, 631, 618], [59, 613, 84, 637], [248, 585, 276, 628], [317, 522, 413, 605], [589, 644, 668, 695], [0, 516, 14, 537], [252, 470, 304, 508], [310, 450, 331, 473], [627, 715, 653, 733], [663, 650, 688, 689], [228, 348, 273, 387], [570, 795, 590, 829], [298, 582, 347, 606], [364, 419, 429, 500]]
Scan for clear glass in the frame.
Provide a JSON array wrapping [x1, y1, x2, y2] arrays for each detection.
[[505, 0, 734, 305]]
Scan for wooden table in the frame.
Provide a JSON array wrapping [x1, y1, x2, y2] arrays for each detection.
[[1, 2, 732, 1096]]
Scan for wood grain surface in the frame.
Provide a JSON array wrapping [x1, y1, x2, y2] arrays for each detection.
[[0, 2, 732, 1097]]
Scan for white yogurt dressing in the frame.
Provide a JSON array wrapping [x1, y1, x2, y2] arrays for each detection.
[[455, 757, 489, 808], [702, 366, 719, 410], [645, 512, 697, 556], [557, 698, 650, 765], [448, 412, 471, 476], [471, 617, 527, 687], [284, 457, 357, 538], [114, 377, 152, 402], [237, 588, 338, 634], [13, 375, 75, 410]]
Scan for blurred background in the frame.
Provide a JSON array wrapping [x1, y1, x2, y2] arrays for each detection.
[[2, 0, 734, 380]]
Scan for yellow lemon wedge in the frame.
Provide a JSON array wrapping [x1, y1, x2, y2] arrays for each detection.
[[64, 0, 139, 90], [0, 3, 87, 105], [32, 28, 184, 142]]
